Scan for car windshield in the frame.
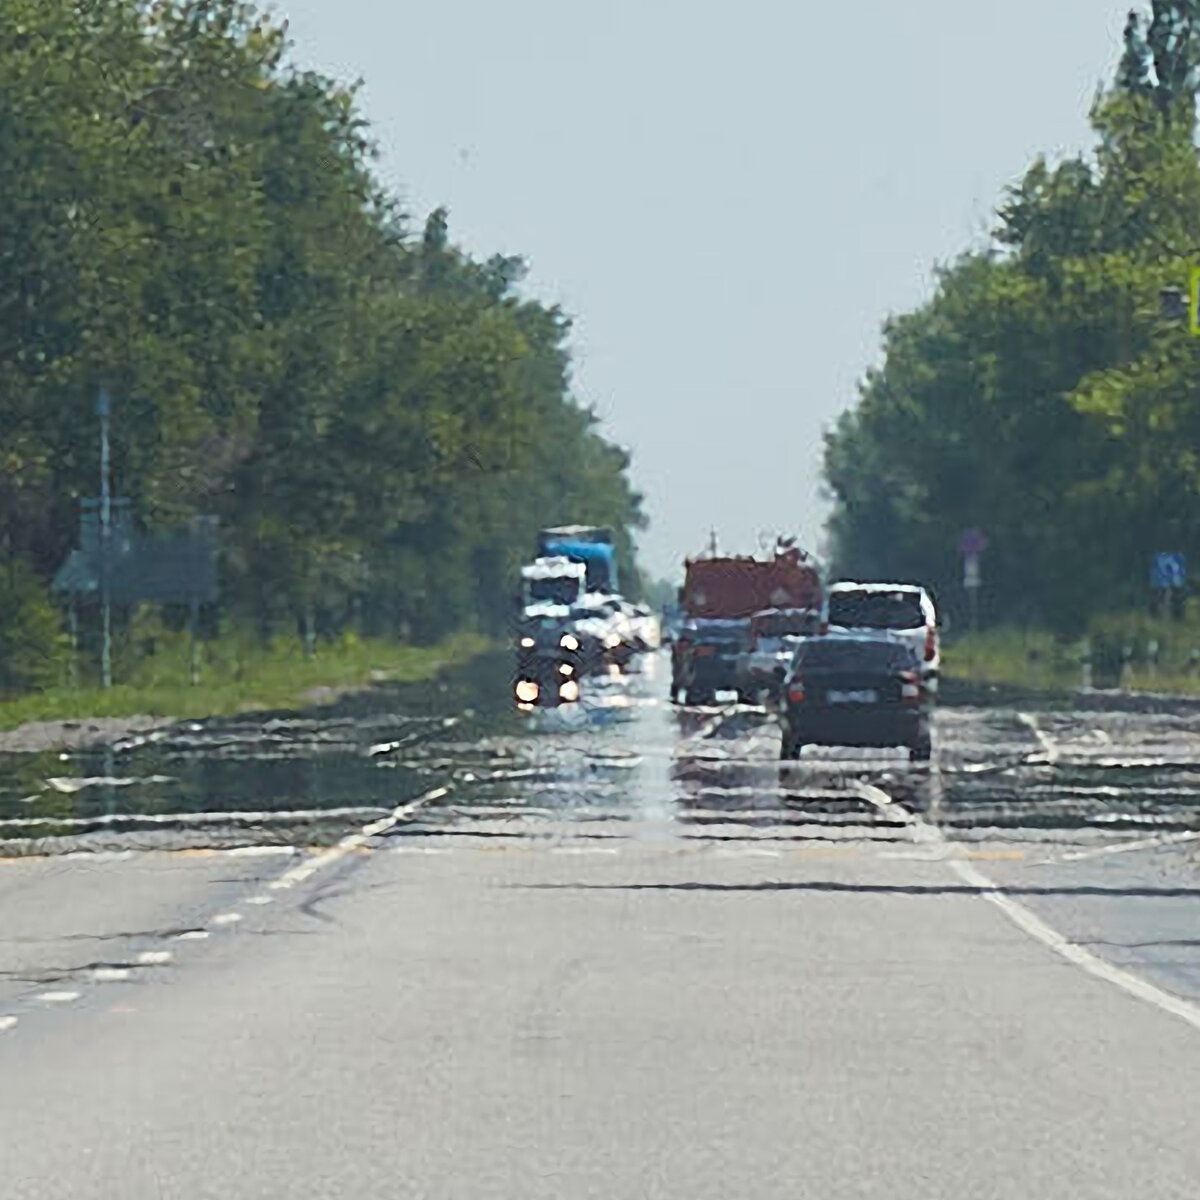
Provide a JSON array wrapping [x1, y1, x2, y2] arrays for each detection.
[[794, 638, 918, 673], [527, 577, 579, 606], [828, 591, 925, 631]]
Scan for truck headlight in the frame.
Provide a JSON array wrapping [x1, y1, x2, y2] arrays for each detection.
[[559, 680, 580, 702], [604, 633, 621, 649], [559, 663, 574, 677], [515, 680, 539, 703], [560, 634, 580, 651], [520, 637, 535, 649]]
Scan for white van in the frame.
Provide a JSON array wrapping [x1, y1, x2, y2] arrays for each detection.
[[823, 583, 940, 690]]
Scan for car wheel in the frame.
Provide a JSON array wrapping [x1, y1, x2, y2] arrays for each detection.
[[780, 729, 803, 760], [910, 736, 933, 762], [669, 681, 681, 704]]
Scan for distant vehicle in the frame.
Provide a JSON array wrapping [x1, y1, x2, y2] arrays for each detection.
[[514, 613, 586, 709], [623, 601, 661, 652], [823, 582, 940, 690], [672, 543, 822, 704], [779, 635, 933, 761], [670, 617, 755, 706], [737, 607, 822, 703], [537, 526, 619, 595], [520, 557, 587, 613]]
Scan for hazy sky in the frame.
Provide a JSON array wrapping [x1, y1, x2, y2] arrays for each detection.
[[277, 0, 1132, 578]]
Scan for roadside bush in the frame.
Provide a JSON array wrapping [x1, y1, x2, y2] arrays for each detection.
[[0, 564, 69, 694]]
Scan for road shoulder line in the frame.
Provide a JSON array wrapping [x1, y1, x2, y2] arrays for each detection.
[[858, 783, 1200, 1035]]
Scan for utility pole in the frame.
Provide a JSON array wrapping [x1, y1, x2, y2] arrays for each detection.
[[708, 529, 719, 558], [98, 389, 113, 689]]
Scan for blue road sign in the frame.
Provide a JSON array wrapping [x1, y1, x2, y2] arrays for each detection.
[[1151, 552, 1187, 590]]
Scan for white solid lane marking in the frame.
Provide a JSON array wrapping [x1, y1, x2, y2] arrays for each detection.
[[245, 895, 274, 906], [137, 950, 173, 966], [210, 912, 242, 926], [38, 991, 80, 1004], [861, 782, 1200, 1035], [91, 967, 130, 983], [269, 785, 451, 891], [175, 930, 210, 942], [0, 1016, 17, 1033], [950, 856, 1200, 1034]]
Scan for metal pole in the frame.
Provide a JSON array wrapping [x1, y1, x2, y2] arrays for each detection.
[[189, 595, 201, 687], [98, 389, 113, 689]]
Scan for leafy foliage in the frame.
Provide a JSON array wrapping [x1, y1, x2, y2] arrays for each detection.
[[0, 0, 644, 673], [824, 5, 1200, 632]]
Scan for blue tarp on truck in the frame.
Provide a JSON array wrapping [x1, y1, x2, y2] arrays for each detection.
[[537, 527, 618, 594]]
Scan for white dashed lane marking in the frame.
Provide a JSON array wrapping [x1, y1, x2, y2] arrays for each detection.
[[210, 912, 243, 927], [91, 967, 130, 983], [0, 1016, 18, 1033], [37, 991, 80, 1004], [269, 785, 451, 892], [137, 950, 173, 966], [175, 930, 210, 942]]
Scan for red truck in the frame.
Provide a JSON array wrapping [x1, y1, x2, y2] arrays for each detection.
[[670, 548, 822, 705]]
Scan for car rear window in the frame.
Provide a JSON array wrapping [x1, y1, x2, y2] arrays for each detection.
[[752, 610, 820, 639], [795, 639, 918, 672], [828, 591, 924, 631]]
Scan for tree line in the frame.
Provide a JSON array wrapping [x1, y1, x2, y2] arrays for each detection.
[[824, 1, 1200, 633], [0, 0, 645, 689]]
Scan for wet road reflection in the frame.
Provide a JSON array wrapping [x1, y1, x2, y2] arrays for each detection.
[[6, 653, 1200, 857]]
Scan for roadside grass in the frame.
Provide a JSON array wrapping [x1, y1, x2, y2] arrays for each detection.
[[946, 616, 1200, 696], [0, 630, 491, 730], [942, 628, 1082, 693]]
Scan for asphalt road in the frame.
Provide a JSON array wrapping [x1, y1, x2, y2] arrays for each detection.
[[4, 660, 1200, 1197]]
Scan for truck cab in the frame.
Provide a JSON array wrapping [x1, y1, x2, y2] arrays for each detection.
[[520, 558, 587, 617]]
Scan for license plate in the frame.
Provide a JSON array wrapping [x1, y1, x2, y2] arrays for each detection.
[[827, 689, 877, 704]]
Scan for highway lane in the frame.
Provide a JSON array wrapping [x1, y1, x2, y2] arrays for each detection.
[[4, 664, 1200, 1196]]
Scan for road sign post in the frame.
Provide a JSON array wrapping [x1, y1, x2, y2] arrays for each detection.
[[97, 390, 113, 689], [1151, 552, 1187, 621], [959, 529, 988, 635]]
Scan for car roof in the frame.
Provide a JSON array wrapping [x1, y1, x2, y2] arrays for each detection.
[[828, 581, 925, 595]]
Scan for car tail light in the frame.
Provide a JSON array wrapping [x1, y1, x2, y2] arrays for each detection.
[[925, 627, 937, 662], [787, 683, 806, 704], [900, 671, 920, 704]]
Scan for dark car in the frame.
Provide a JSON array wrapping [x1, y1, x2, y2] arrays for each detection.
[[514, 616, 587, 708], [670, 617, 754, 705], [779, 635, 933, 761]]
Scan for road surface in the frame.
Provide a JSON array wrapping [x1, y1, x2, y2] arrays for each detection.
[[3, 661, 1200, 1197]]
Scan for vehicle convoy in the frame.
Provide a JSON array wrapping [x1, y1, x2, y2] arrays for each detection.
[[779, 635, 933, 761], [671, 543, 822, 705], [514, 526, 657, 708], [823, 582, 940, 690]]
